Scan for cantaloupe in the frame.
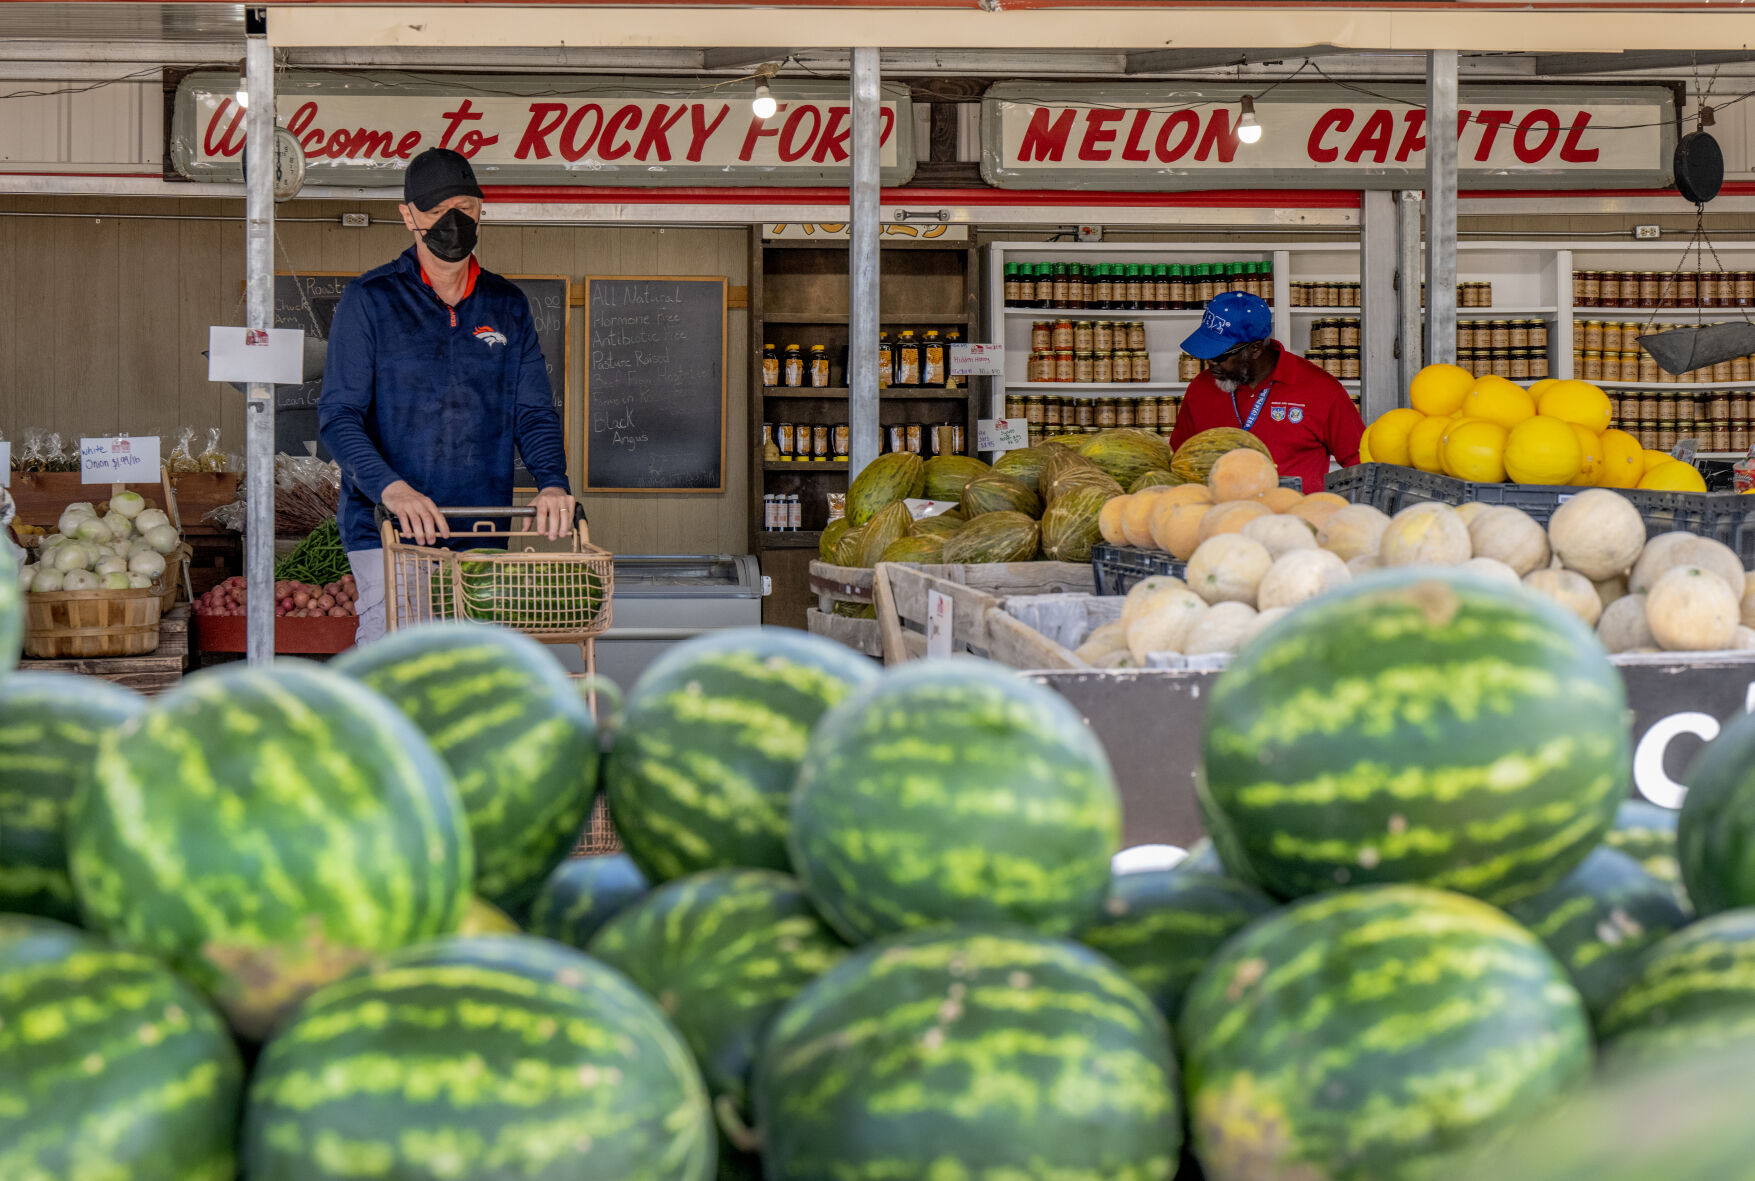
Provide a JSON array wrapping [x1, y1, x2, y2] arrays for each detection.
[[1288, 497, 1346, 532], [1593, 574, 1628, 611], [1256, 548, 1352, 610], [1185, 534, 1274, 605], [1157, 484, 1215, 507], [1627, 532, 1693, 594], [1073, 620, 1130, 665], [1196, 499, 1272, 546], [1302, 491, 1349, 510], [1744, 571, 1755, 628], [1734, 625, 1755, 651], [1596, 593, 1655, 654], [1455, 501, 1492, 527], [1125, 588, 1209, 661], [1207, 449, 1279, 502], [1256, 486, 1304, 513], [1183, 601, 1260, 656], [1630, 533, 1742, 597], [1092, 650, 1137, 670], [1461, 556, 1522, 586], [1378, 502, 1471, 567], [1240, 513, 1319, 560], [1148, 502, 1211, 559], [1347, 553, 1382, 575], [1240, 605, 1290, 646], [1467, 506, 1550, 576], [1318, 504, 1391, 561], [1098, 495, 1130, 546], [1548, 488, 1645, 580], [1120, 490, 1169, 549], [1646, 565, 1740, 651], [1522, 567, 1603, 626], [1120, 575, 1190, 630]]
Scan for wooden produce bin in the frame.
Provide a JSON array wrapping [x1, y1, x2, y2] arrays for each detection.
[[17, 606, 189, 695], [25, 585, 162, 658], [193, 614, 358, 657]]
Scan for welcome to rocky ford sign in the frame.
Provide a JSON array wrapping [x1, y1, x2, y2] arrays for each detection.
[[982, 82, 1678, 190], [170, 71, 916, 186]]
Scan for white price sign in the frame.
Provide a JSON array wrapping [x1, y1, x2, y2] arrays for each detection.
[[0, 441, 9, 486], [903, 498, 958, 520], [950, 342, 1005, 376], [926, 588, 954, 659], [80, 436, 161, 483], [977, 418, 1030, 451]]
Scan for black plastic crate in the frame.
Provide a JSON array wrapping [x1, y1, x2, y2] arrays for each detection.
[[1092, 544, 1187, 596]]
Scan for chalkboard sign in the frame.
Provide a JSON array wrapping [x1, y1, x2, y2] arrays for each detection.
[[271, 271, 571, 489], [584, 276, 726, 493]]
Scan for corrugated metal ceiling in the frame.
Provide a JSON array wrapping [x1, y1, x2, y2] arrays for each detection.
[[0, 3, 245, 42]]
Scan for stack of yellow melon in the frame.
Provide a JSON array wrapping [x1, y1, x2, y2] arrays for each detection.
[[1363, 364, 1707, 493]]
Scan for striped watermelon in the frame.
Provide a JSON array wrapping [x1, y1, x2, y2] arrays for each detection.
[[1200, 570, 1629, 906], [459, 895, 521, 934], [1078, 867, 1276, 1020], [790, 660, 1121, 943], [243, 934, 716, 1181], [1182, 885, 1592, 1181], [1598, 909, 1755, 1059], [335, 622, 599, 914], [0, 914, 244, 1181], [67, 662, 473, 1040], [1505, 846, 1690, 1023], [752, 927, 1182, 1181], [1605, 799, 1686, 910], [0, 673, 145, 921], [1678, 709, 1755, 916], [527, 853, 648, 947], [606, 629, 876, 883]]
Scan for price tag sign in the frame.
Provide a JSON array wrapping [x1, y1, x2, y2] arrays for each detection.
[[926, 588, 954, 659], [80, 436, 161, 483], [950, 342, 1005, 377], [977, 418, 1030, 451], [903, 498, 957, 520], [0, 441, 9, 487], [1672, 437, 1700, 465]]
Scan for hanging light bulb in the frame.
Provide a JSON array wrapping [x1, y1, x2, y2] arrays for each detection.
[[1237, 95, 1262, 145], [752, 84, 778, 120]]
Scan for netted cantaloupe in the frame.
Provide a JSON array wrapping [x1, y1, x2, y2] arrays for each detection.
[[1735, 625, 1755, 649], [1288, 493, 1347, 532], [1378, 502, 1471, 567], [1468, 506, 1550, 576], [1646, 565, 1740, 651], [991, 446, 1052, 493], [1240, 605, 1290, 646], [1461, 556, 1522, 586], [1196, 499, 1272, 546], [1523, 567, 1604, 626], [1630, 534, 1743, 597], [1073, 620, 1129, 665], [1256, 548, 1352, 611], [879, 535, 945, 565], [1129, 469, 1179, 494], [1240, 513, 1318, 560], [1454, 501, 1491, 527], [1148, 502, 1210, 560], [1120, 575, 1191, 631], [1125, 588, 1208, 661], [1157, 484, 1214, 507], [1549, 488, 1646, 580], [1079, 429, 1173, 488], [1098, 495, 1131, 547], [1120, 490, 1170, 549], [960, 472, 1042, 520], [846, 451, 925, 526], [1743, 572, 1755, 628], [855, 501, 914, 567], [1257, 485, 1304, 513], [940, 510, 1040, 565], [1318, 504, 1391, 561], [1627, 532, 1693, 594], [1183, 601, 1259, 656], [1594, 574, 1629, 611], [1185, 534, 1273, 605], [819, 517, 853, 561], [920, 455, 992, 503], [1207, 448, 1279, 502], [1168, 427, 1272, 486], [1348, 553, 1382, 575], [1040, 485, 1114, 563], [1597, 593, 1655, 654]]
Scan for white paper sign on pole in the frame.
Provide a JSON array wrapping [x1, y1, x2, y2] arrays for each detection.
[[977, 418, 1030, 451], [926, 588, 954, 659], [0, 441, 9, 486], [207, 325, 306, 385], [950, 342, 1005, 376], [80, 436, 162, 483]]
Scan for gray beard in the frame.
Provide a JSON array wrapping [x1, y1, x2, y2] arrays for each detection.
[[1214, 377, 1241, 394]]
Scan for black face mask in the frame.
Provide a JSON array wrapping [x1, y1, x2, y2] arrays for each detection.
[[420, 207, 478, 263]]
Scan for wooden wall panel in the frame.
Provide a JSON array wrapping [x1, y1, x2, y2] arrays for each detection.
[[0, 197, 748, 556]]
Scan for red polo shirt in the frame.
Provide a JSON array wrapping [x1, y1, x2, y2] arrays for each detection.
[[1168, 342, 1365, 493]]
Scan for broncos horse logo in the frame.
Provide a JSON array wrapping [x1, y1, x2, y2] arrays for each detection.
[[473, 325, 508, 348]]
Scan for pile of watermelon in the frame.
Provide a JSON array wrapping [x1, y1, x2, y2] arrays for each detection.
[[9, 533, 1755, 1177]]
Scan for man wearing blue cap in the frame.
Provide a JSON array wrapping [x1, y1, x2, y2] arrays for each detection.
[[1170, 291, 1364, 493]]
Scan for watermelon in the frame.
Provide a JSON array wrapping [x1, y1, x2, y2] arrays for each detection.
[[335, 622, 599, 915], [243, 935, 716, 1181], [67, 661, 473, 1040], [526, 852, 648, 947], [0, 673, 145, 921], [1200, 570, 1629, 906], [1182, 885, 1592, 1181], [1077, 867, 1276, 1020], [458, 895, 521, 934], [587, 868, 846, 1116], [1605, 799, 1686, 908], [431, 550, 606, 628], [789, 660, 1120, 943], [0, 914, 244, 1181], [1505, 846, 1690, 1023], [921, 454, 990, 502], [0, 545, 18, 673], [940, 510, 1040, 564], [1169, 426, 1273, 485], [1079, 428, 1173, 487], [752, 927, 1182, 1181], [1597, 909, 1755, 1051], [1678, 709, 1755, 915], [606, 628, 877, 883], [1040, 483, 1113, 562], [847, 452, 925, 527]]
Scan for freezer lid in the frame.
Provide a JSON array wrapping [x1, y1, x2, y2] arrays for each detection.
[[611, 553, 762, 597]]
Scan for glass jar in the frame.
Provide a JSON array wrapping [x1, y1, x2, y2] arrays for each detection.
[[1488, 319, 1510, 349], [782, 343, 805, 387], [1006, 391, 1030, 419], [1714, 358, 1736, 383], [1732, 393, 1751, 422], [1637, 350, 1661, 383], [1116, 398, 1136, 427], [895, 331, 922, 386], [1091, 264, 1114, 310], [1094, 320, 1114, 352], [1677, 271, 1700, 307], [1342, 349, 1361, 380], [1125, 264, 1145, 308], [1581, 350, 1604, 381], [1169, 265, 1189, 309], [809, 344, 831, 387], [1034, 265, 1056, 307], [1582, 320, 1605, 351], [1737, 271, 1755, 307], [1030, 320, 1053, 352], [1054, 350, 1075, 384], [1043, 397, 1063, 428], [1025, 395, 1046, 426], [1508, 321, 1530, 349], [1702, 271, 1725, 308], [1093, 352, 1113, 384], [1132, 350, 1152, 383], [1638, 271, 1662, 307], [1340, 319, 1360, 348], [1095, 398, 1119, 428], [1052, 318, 1076, 351], [1659, 274, 1681, 309], [1656, 422, 1678, 450], [1074, 350, 1095, 384], [1713, 422, 1733, 451], [1162, 396, 1179, 429], [1599, 273, 1621, 307], [1656, 393, 1677, 423], [1733, 422, 1752, 451], [1709, 393, 1733, 421], [1135, 397, 1158, 429], [1529, 351, 1549, 379], [1074, 398, 1095, 428], [1509, 350, 1530, 381], [761, 343, 781, 386], [1578, 270, 1601, 307], [1733, 355, 1752, 382], [1028, 352, 1054, 384], [1074, 321, 1094, 353], [1677, 393, 1700, 419], [1314, 319, 1338, 348], [1127, 321, 1148, 351]]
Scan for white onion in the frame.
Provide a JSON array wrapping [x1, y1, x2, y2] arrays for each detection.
[[144, 524, 181, 555], [30, 567, 66, 592], [73, 518, 112, 544], [62, 569, 99, 591], [19, 562, 40, 590], [127, 572, 153, 589], [134, 508, 171, 534], [94, 555, 128, 576], [100, 572, 133, 590], [57, 507, 94, 535], [39, 533, 68, 551], [128, 550, 167, 579], [102, 510, 133, 539], [51, 543, 94, 573], [109, 490, 147, 518]]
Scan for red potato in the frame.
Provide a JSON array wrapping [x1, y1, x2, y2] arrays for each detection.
[[317, 595, 335, 610], [292, 593, 310, 609], [329, 606, 349, 618]]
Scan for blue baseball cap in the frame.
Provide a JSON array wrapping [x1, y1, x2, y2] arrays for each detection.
[[1180, 291, 1273, 360]]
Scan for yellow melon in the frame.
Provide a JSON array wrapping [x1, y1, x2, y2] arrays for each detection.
[[1378, 502, 1471, 567], [1318, 504, 1391, 561], [1504, 415, 1583, 485], [1098, 495, 1131, 546], [1407, 416, 1452, 474], [1149, 502, 1212, 560], [1646, 565, 1740, 651], [1538, 380, 1614, 434], [1642, 449, 1676, 473], [1409, 363, 1477, 417], [1638, 461, 1707, 493], [1597, 429, 1644, 489], [1196, 500, 1272, 546], [1568, 425, 1605, 487], [1256, 548, 1352, 611], [1120, 490, 1169, 549], [1367, 408, 1425, 468], [1256, 485, 1304, 513], [1442, 420, 1509, 484], [1467, 506, 1550, 576], [1461, 376, 1537, 429], [1208, 449, 1280, 502], [1547, 487, 1645, 580]]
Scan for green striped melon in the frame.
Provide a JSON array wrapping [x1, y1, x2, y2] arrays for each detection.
[[243, 934, 716, 1181], [1078, 867, 1276, 1021], [526, 853, 648, 947], [459, 895, 521, 934], [790, 661, 1120, 943], [67, 662, 473, 1040], [1598, 909, 1755, 1054], [847, 452, 926, 527], [1605, 799, 1686, 910], [1505, 846, 1689, 1024], [0, 914, 244, 1181], [335, 622, 599, 915], [1182, 885, 1592, 1181], [1200, 569, 1629, 905], [752, 927, 1182, 1181], [0, 673, 145, 921], [431, 550, 607, 628], [1678, 709, 1755, 915], [0, 545, 18, 674]]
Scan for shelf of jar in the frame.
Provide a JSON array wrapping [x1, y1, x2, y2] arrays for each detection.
[[1000, 306, 1248, 319], [1291, 306, 1361, 314], [763, 312, 973, 324], [1454, 307, 1558, 317], [1575, 307, 1755, 318], [761, 387, 971, 399], [764, 461, 848, 473], [998, 378, 1362, 395], [1598, 381, 1755, 390]]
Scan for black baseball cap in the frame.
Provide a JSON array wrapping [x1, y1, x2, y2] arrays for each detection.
[[404, 148, 483, 211]]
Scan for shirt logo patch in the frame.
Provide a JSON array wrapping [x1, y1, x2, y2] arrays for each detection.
[[1270, 405, 1288, 422], [1289, 406, 1305, 423], [473, 325, 508, 348]]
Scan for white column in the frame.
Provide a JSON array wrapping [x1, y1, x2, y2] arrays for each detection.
[[1424, 50, 1459, 367], [847, 48, 882, 478], [244, 22, 276, 665]]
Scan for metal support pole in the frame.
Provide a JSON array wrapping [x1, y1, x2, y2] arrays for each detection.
[[244, 18, 276, 665], [1396, 191, 1425, 400], [1359, 190, 1398, 424], [1424, 49, 1458, 367], [847, 47, 881, 479]]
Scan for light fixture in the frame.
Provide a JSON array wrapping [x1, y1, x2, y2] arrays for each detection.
[[752, 84, 777, 120], [1237, 95, 1262, 144]]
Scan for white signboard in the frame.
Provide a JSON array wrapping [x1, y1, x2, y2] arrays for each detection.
[[0, 441, 9, 486], [978, 418, 1030, 451], [951, 343, 1006, 377], [207, 326, 306, 386], [80, 436, 161, 483]]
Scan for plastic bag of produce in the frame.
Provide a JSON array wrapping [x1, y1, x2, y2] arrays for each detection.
[[198, 427, 227, 472], [167, 426, 201, 474]]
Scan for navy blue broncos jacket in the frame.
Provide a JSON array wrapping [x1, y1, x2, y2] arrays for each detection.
[[318, 246, 570, 553]]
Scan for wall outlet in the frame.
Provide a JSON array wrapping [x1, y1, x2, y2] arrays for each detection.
[[1076, 225, 1104, 242], [1634, 224, 1661, 240], [341, 213, 370, 228]]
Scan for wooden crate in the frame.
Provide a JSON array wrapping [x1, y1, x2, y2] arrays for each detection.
[[17, 608, 189, 695], [25, 586, 162, 659], [875, 565, 1091, 669]]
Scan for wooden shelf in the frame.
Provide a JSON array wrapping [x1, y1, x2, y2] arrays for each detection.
[[765, 461, 848, 473], [758, 530, 824, 549], [763, 311, 973, 324], [762, 386, 970, 399]]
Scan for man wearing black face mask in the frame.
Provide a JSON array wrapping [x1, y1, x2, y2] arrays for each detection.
[[319, 148, 574, 642]]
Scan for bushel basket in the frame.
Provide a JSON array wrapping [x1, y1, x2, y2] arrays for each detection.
[[25, 585, 163, 659]]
